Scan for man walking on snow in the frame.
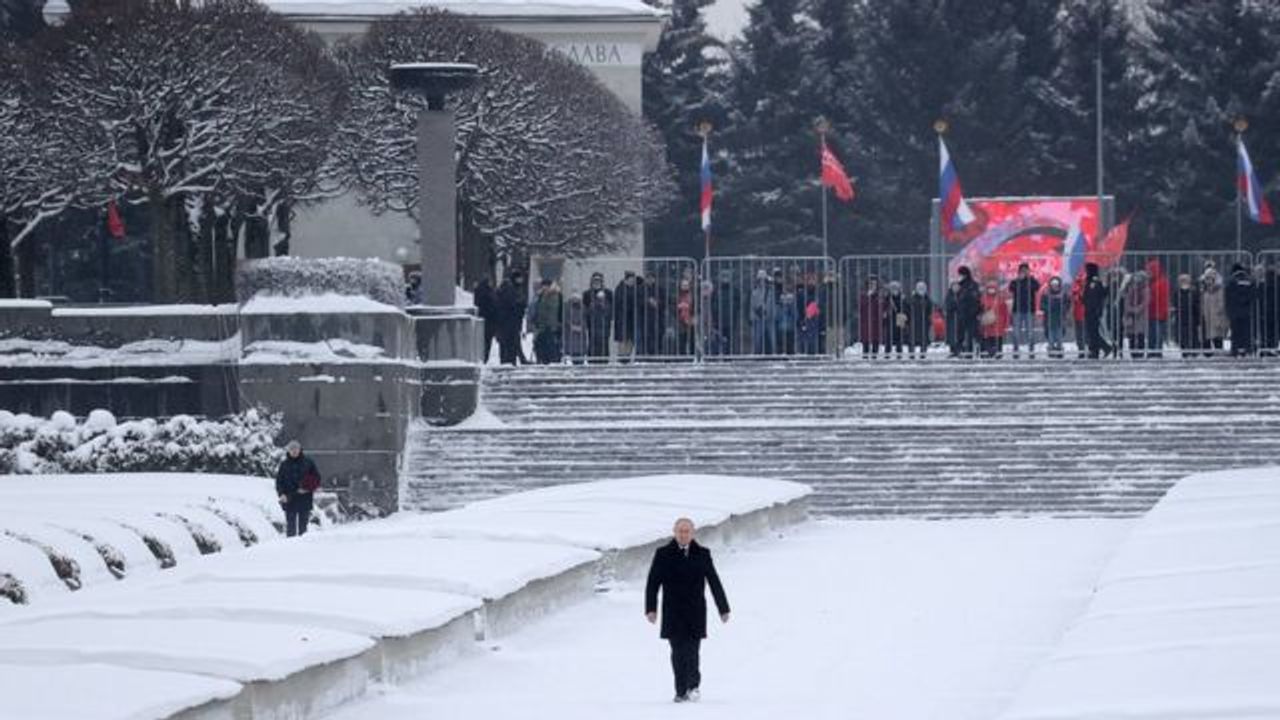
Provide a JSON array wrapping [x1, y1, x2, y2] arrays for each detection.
[[645, 517, 731, 703]]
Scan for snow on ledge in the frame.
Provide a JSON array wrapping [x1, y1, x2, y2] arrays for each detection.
[[51, 304, 238, 317], [0, 299, 52, 310], [999, 467, 1280, 720], [240, 293, 404, 315]]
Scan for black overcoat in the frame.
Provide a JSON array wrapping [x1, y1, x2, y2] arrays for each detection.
[[275, 454, 319, 511], [645, 539, 730, 640]]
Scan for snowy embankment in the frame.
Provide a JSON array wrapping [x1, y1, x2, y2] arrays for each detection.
[[0, 473, 284, 605], [0, 475, 808, 720], [998, 467, 1280, 720]]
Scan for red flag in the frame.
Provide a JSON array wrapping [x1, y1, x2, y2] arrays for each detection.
[[820, 139, 855, 202], [106, 199, 126, 240]]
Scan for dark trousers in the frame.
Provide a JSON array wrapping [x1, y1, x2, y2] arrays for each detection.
[[285, 508, 310, 537], [483, 322, 497, 363], [669, 637, 701, 696]]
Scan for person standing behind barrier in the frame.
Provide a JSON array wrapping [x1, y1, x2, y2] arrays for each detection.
[[956, 267, 982, 358], [474, 276, 499, 364], [583, 273, 613, 363], [709, 271, 739, 356], [885, 280, 907, 358], [1041, 276, 1069, 358], [1173, 273, 1202, 357], [979, 279, 1010, 358], [1122, 270, 1150, 359], [1083, 263, 1113, 359], [944, 281, 962, 357], [495, 270, 526, 366], [1146, 259, 1170, 358], [528, 278, 564, 364], [1008, 263, 1041, 359], [859, 276, 886, 357], [1071, 274, 1088, 359], [1225, 263, 1256, 357], [641, 271, 663, 357], [1200, 267, 1228, 355], [907, 281, 934, 359], [564, 295, 588, 364], [750, 270, 776, 356], [776, 280, 798, 355], [796, 271, 822, 355], [1257, 263, 1280, 356], [614, 271, 642, 362], [674, 278, 697, 357]]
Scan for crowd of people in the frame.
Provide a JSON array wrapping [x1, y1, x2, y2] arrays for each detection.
[[467, 258, 1280, 364]]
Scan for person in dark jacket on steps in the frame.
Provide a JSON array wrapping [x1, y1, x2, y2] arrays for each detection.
[[645, 517, 730, 704], [275, 440, 320, 537]]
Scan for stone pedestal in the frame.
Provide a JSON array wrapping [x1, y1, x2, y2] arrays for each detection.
[[409, 306, 483, 426]]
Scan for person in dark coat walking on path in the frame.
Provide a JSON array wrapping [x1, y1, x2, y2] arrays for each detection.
[[275, 440, 320, 537], [645, 517, 730, 704], [495, 270, 528, 366]]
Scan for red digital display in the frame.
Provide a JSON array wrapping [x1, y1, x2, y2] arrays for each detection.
[[945, 197, 1126, 283]]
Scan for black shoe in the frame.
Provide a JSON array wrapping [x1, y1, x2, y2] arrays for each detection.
[[673, 694, 689, 703]]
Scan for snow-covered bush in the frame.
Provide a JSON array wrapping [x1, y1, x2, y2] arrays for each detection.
[[236, 256, 405, 308], [0, 408, 285, 477]]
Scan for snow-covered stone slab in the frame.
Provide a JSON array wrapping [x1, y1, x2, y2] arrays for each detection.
[[0, 663, 241, 720], [371, 475, 810, 550], [0, 616, 373, 681], [1000, 467, 1280, 720], [0, 474, 286, 607], [183, 534, 599, 601], [14, 579, 480, 640]]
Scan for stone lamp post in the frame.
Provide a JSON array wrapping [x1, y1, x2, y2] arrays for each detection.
[[391, 62, 483, 425], [390, 62, 479, 306]]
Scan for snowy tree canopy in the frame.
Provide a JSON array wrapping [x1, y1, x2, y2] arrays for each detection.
[[329, 9, 674, 262], [25, 0, 345, 302]]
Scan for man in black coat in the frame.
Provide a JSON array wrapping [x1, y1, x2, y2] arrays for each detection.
[[275, 440, 320, 537], [473, 276, 498, 363], [955, 266, 981, 357], [645, 517, 731, 703], [1083, 263, 1113, 359], [1225, 263, 1256, 357]]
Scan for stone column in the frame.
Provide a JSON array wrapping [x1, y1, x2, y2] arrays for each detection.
[[418, 111, 458, 307]]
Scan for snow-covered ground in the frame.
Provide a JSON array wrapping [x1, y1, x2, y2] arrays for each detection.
[[325, 518, 1132, 720], [0, 475, 806, 720], [1000, 467, 1280, 720]]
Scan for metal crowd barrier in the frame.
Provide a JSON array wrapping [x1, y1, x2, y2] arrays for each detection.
[[699, 256, 838, 359], [521, 251, 1271, 364], [526, 256, 701, 363]]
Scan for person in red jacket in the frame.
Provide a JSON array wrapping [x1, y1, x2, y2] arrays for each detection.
[[1146, 258, 1170, 358], [979, 279, 1011, 359], [1071, 275, 1088, 359]]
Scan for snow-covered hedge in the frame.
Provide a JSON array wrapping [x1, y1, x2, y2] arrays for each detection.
[[0, 409, 284, 477], [236, 257, 405, 309]]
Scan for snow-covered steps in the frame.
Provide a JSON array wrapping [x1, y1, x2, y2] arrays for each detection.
[[0, 475, 809, 720], [403, 361, 1280, 517], [0, 474, 286, 607], [999, 467, 1280, 719]]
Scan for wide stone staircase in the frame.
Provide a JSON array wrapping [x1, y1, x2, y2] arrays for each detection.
[[401, 361, 1280, 517]]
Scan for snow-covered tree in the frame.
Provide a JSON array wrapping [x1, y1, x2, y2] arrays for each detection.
[[641, 0, 730, 258], [0, 41, 78, 298], [329, 9, 674, 268], [0, 0, 41, 40], [29, 0, 344, 302], [716, 0, 823, 255], [1137, 0, 1280, 249]]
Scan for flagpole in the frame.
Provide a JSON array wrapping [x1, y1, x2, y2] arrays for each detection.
[[1235, 118, 1248, 255], [816, 116, 831, 259], [1096, 2, 1106, 239]]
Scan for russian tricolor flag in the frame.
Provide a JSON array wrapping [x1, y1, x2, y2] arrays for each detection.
[[1061, 216, 1087, 283], [938, 136, 976, 236], [700, 137, 713, 232], [1237, 137, 1274, 225]]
